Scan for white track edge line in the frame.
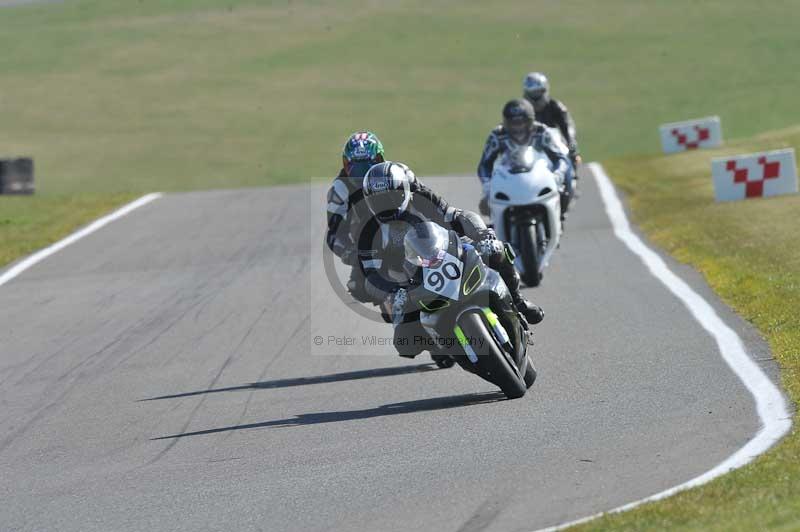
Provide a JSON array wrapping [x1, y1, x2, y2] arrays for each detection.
[[532, 163, 792, 532], [0, 192, 162, 288]]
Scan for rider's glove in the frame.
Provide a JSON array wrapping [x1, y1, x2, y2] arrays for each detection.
[[476, 228, 503, 256], [477, 227, 496, 240], [389, 288, 408, 325]]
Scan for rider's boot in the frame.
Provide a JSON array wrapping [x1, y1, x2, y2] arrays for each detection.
[[560, 190, 572, 221], [495, 245, 544, 325], [515, 295, 545, 325], [512, 287, 544, 325]]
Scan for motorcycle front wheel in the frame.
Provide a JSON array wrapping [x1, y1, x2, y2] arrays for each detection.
[[457, 311, 527, 399], [518, 222, 543, 287], [523, 355, 537, 388]]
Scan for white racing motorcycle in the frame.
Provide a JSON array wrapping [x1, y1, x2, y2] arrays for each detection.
[[487, 143, 563, 287]]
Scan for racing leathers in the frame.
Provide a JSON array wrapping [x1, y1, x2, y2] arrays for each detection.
[[356, 178, 543, 358], [326, 166, 374, 300], [477, 123, 575, 216], [532, 98, 580, 166]]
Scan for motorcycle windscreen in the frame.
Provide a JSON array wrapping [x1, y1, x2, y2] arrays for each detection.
[[502, 145, 536, 174]]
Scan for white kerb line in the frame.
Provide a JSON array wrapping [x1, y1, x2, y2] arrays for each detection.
[[0, 193, 162, 288], [533, 164, 791, 531]]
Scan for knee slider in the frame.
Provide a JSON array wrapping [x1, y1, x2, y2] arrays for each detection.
[[394, 324, 424, 356]]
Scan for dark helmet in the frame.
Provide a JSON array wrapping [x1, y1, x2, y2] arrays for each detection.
[[342, 131, 385, 178], [362, 161, 413, 223], [502, 98, 535, 144]]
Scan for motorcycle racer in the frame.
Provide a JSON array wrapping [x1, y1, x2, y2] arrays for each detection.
[[326, 131, 386, 301], [477, 98, 574, 218], [522, 72, 581, 167], [356, 161, 544, 359]]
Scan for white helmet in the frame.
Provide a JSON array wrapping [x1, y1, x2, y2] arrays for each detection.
[[522, 72, 550, 111], [363, 161, 413, 223]]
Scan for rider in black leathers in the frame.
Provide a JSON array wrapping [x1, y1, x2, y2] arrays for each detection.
[[522, 71, 581, 167], [356, 161, 544, 358], [326, 131, 386, 301], [477, 98, 574, 217]]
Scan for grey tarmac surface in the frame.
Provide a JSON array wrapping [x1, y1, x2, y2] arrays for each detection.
[[0, 167, 779, 531]]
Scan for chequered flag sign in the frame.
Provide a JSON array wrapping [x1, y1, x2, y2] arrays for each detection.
[[711, 148, 797, 202], [659, 116, 723, 154]]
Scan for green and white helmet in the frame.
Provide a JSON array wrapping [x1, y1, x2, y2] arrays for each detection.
[[342, 131, 385, 178]]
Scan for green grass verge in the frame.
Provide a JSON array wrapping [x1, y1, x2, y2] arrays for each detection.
[[0, 193, 137, 267], [2, 0, 800, 266], [569, 127, 800, 530]]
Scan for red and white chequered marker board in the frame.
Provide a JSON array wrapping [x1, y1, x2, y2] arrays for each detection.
[[659, 116, 723, 154], [712, 148, 797, 202]]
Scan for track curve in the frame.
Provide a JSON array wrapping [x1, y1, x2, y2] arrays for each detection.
[[0, 168, 780, 531]]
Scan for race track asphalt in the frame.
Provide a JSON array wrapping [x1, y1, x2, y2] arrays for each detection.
[[0, 167, 780, 531]]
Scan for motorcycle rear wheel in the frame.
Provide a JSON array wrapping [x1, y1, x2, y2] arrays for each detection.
[[518, 223, 543, 287]]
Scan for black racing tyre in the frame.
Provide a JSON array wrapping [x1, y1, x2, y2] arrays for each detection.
[[457, 312, 527, 399], [518, 223, 542, 287], [523, 355, 537, 388]]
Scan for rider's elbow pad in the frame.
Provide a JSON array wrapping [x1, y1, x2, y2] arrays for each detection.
[[455, 210, 487, 240]]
